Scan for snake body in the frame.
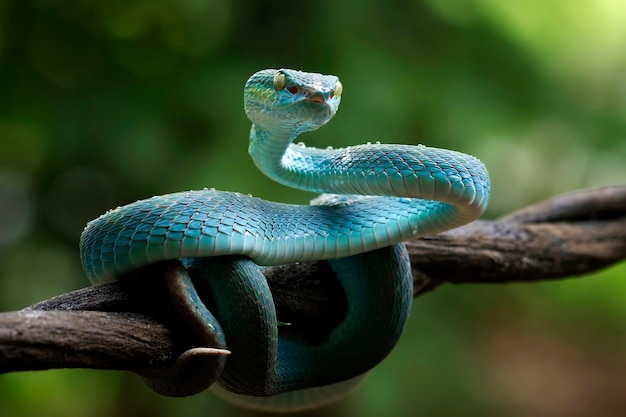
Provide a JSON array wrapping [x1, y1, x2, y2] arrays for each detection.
[[80, 69, 490, 407]]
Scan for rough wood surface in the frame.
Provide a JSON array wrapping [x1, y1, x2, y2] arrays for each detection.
[[408, 186, 626, 293], [1, 186, 625, 393]]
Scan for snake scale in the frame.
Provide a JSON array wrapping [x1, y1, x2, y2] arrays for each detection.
[[79, 69, 490, 410]]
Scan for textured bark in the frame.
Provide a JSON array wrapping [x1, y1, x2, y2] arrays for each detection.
[[0, 186, 624, 391], [407, 186, 626, 294]]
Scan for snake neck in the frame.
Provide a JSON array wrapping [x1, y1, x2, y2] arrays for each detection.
[[248, 124, 331, 193], [248, 125, 490, 217]]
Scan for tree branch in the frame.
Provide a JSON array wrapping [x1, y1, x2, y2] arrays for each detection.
[[408, 186, 626, 294], [1, 186, 625, 394]]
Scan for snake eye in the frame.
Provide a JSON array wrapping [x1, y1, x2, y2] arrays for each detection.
[[331, 81, 343, 99], [273, 72, 286, 91]]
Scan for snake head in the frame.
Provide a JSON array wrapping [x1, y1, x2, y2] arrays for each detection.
[[244, 68, 342, 134]]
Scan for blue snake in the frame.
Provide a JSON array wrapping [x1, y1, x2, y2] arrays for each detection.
[[80, 69, 490, 409]]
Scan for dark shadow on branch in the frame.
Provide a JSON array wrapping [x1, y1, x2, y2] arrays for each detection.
[[0, 186, 625, 391]]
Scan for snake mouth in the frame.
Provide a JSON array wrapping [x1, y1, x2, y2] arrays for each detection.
[[306, 94, 326, 104], [303, 95, 333, 117]]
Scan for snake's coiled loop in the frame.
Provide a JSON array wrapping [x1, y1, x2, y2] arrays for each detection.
[[80, 69, 490, 410]]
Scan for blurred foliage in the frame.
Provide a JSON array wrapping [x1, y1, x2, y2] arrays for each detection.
[[0, 0, 625, 416]]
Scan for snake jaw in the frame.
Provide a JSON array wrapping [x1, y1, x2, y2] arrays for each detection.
[[301, 89, 339, 123]]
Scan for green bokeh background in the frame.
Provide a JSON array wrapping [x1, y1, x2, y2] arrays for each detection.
[[1, 0, 625, 416]]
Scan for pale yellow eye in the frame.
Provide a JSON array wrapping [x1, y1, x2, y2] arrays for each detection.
[[273, 72, 286, 91], [333, 80, 343, 98]]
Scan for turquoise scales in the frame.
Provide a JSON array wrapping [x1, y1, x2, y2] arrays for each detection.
[[80, 69, 490, 407]]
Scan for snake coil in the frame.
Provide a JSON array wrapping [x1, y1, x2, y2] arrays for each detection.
[[80, 69, 490, 410]]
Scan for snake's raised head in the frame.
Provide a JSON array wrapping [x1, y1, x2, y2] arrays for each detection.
[[244, 68, 342, 134]]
